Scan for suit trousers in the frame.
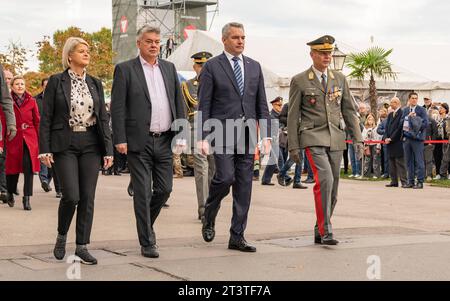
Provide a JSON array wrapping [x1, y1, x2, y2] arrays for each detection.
[[204, 151, 254, 241], [127, 132, 173, 247], [403, 139, 425, 184], [7, 143, 34, 196], [388, 156, 407, 185], [193, 153, 215, 217], [53, 129, 101, 245], [305, 147, 342, 240]]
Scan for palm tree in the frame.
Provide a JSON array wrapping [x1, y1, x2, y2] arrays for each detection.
[[346, 47, 397, 119]]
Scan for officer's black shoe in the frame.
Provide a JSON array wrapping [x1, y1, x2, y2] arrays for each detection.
[[385, 183, 399, 187], [314, 236, 322, 244], [75, 245, 97, 265], [6, 193, 14, 207], [202, 221, 215, 242], [293, 182, 308, 189], [261, 182, 275, 186], [53, 234, 67, 260], [0, 192, 7, 203], [141, 245, 159, 258], [228, 237, 257, 252], [402, 184, 414, 189], [22, 196, 31, 211], [413, 182, 424, 189], [321, 238, 339, 245]]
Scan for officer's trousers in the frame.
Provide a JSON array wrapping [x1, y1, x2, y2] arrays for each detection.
[[305, 146, 342, 241]]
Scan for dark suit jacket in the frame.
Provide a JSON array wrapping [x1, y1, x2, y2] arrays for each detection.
[[401, 105, 429, 141], [110, 57, 186, 152], [34, 92, 44, 115], [39, 70, 113, 156], [384, 110, 404, 158], [198, 53, 270, 141]]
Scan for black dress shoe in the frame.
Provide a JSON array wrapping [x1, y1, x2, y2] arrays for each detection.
[[163, 203, 170, 208], [202, 221, 215, 242], [53, 234, 67, 260], [402, 184, 414, 189], [141, 245, 159, 258], [413, 182, 424, 189], [293, 182, 308, 189], [314, 236, 322, 244], [321, 238, 339, 245], [6, 193, 14, 207], [276, 174, 285, 186], [75, 245, 98, 265], [22, 196, 31, 211], [14, 189, 19, 196], [228, 238, 257, 252], [261, 182, 275, 186], [385, 183, 399, 187]]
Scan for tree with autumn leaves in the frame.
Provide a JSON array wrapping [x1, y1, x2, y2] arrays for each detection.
[[0, 27, 113, 96]]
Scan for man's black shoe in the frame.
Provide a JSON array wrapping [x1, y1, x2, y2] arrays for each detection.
[[385, 183, 399, 187], [402, 184, 414, 189], [163, 203, 170, 208], [41, 182, 51, 192], [75, 246, 98, 265], [53, 234, 67, 260], [228, 238, 257, 252], [14, 189, 19, 196], [314, 236, 322, 244], [141, 245, 159, 258], [322, 238, 339, 246], [413, 182, 424, 189], [293, 182, 308, 189], [321, 238, 339, 245], [202, 221, 215, 242], [303, 178, 315, 184], [276, 174, 285, 186], [261, 182, 275, 186]]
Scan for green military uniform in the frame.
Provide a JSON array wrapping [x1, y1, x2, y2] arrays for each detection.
[[287, 35, 363, 244], [182, 51, 215, 220]]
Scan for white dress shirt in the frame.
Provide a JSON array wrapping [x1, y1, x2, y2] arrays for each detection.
[[140, 55, 172, 133]]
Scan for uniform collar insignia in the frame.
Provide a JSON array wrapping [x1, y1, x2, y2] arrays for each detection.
[[308, 71, 314, 80]]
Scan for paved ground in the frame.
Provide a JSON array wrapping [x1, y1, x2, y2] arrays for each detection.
[[1, 172, 450, 281]]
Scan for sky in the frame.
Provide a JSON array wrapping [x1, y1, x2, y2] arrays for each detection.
[[1, 0, 449, 81]]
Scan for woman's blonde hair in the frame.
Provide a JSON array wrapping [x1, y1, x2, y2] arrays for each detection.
[[11, 75, 25, 86], [62, 37, 90, 69], [364, 113, 376, 127]]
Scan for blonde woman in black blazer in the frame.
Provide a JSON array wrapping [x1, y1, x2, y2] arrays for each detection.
[[39, 37, 113, 265]]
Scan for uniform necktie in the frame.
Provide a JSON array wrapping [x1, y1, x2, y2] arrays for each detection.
[[232, 56, 244, 96], [321, 73, 327, 91]]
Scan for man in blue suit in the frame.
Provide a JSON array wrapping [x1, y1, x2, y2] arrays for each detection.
[[401, 92, 429, 189], [197, 22, 271, 252]]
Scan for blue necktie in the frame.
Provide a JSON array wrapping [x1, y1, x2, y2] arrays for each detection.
[[232, 56, 244, 96]]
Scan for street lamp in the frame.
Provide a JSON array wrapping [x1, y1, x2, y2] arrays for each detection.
[[331, 45, 347, 71]]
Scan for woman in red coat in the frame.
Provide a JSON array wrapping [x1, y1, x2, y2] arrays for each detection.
[[5, 76, 40, 210]]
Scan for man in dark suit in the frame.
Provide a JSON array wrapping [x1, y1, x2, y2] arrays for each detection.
[[401, 92, 429, 189], [111, 25, 186, 258], [198, 22, 271, 252], [384, 97, 407, 187]]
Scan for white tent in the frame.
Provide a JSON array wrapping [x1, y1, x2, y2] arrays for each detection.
[[168, 30, 450, 104]]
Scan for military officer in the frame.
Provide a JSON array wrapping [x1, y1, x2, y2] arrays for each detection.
[[182, 51, 215, 220], [287, 35, 363, 245]]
